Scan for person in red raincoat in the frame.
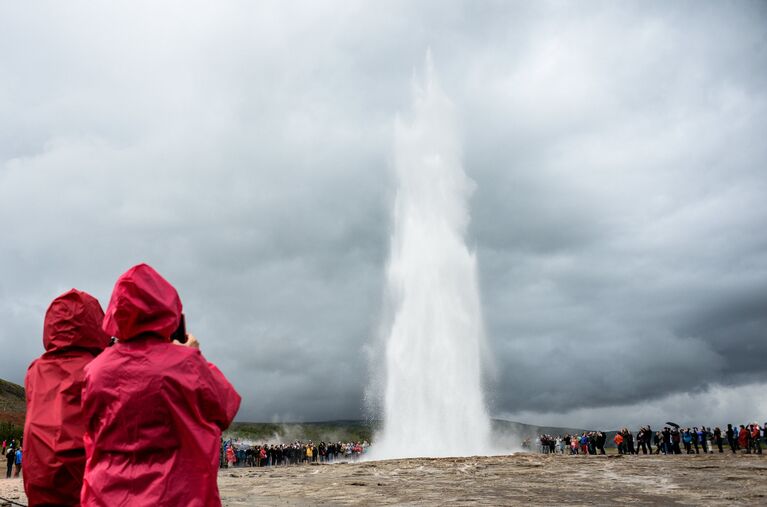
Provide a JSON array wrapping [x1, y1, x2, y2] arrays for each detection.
[[738, 425, 749, 451], [23, 289, 110, 506], [81, 264, 241, 506]]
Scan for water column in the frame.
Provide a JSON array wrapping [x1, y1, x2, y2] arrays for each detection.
[[373, 53, 491, 459]]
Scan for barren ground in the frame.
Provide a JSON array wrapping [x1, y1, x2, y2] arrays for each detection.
[[2, 453, 766, 506]]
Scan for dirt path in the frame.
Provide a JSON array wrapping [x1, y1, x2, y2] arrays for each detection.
[[2, 453, 766, 506]]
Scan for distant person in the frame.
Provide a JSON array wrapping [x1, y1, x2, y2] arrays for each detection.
[[23, 289, 110, 505], [636, 427, 648, 455], [671, 427, 682, 454], [6, 445, 14, 478], [614, 432, 624, 454], [580, 434, 587, 455], [750, 423, 762, 454], [713, 427, 723, 453], [81, 264, 241, 506], [663, 427, 673, 455], [726, 424, 736, 453], [13, 447, 22, 478], [682, 429, 693, 454], [738, 425, 748, 452], [692, 427, 700, 454], [625, 428, 636, 455], [698, 426, 708, 453], [596, 431, 606, 455], [226, 444, 236, 468], [306, 443, 314, 463]]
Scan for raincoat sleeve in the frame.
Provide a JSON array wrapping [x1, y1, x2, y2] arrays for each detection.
[[195, 353, 241, 430]]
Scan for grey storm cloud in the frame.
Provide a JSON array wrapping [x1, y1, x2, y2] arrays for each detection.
[[1, 1, 766, 428]]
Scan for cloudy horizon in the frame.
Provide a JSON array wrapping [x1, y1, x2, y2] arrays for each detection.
[[1, 1, 766, 430]]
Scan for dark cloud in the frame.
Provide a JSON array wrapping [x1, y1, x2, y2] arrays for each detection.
[[1, 1, 766, 427]]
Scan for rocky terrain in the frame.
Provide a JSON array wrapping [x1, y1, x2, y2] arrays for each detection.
[[4, 453, 766, 506]]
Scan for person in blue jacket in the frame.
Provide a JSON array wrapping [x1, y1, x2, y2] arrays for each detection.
[[13, 447, 22, 478]]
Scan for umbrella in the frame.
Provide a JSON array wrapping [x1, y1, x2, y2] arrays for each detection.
[[666, 421, 680, 428]]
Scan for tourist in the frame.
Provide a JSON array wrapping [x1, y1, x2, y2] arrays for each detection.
[[726, 424, 736, 453], [661, 427, 671, 455], [637, 427, 649, 455], [596, 431, 606, 455], [625, 428, 636, 455], [682, 429, 693, 454], [587, 433, 596, 455], [12, 447, 21, 478], [713, 427, 723, 453], [5, 444, 14, 478], [614, 432, 624, 454], [698, 426, 708, 453], [227, 444, 236, 468], [671, 427, 682, 454], [738, 425, 749, 452], [750, 424, 762, 454], [81, 263, 241, 506], [691, 427, 700, 454], [23, 289, 110, 505]]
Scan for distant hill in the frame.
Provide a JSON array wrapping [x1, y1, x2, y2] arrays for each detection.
[[0, 378, 25, 424], [228, 420, 377, 443], [0, 378, 25, 440]]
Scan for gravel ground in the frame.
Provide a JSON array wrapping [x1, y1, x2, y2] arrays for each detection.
[[2, 453, 766, 506]]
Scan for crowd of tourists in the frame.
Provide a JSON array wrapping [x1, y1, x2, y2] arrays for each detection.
[[221, 440, 369, 467], [2, 439, 22, 478], [535, 432, 608, 454], [535, 422, 767, 455]]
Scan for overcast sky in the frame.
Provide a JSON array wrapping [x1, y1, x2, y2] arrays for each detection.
[[1, 1, 766, 430]]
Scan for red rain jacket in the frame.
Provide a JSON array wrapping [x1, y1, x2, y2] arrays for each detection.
[[738, 427, 748, 448], [81, 264, 241, 506], [24, 289, 110, 506]]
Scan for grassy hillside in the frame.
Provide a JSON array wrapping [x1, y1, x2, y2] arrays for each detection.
[[228, 420, 377, 443], [0, 378, 25, 440]]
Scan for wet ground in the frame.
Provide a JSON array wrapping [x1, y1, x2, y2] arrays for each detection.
[[217, 452, 767, 506], [2, 453, 766, 506]]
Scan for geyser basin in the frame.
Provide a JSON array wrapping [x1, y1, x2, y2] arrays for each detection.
[[372, 52, 491, 460]]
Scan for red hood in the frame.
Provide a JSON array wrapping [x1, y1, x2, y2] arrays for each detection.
[[103, 263, 182, 341], [43, 289, 110, 353]]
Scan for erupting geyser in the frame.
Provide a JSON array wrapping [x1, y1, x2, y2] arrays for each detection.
[[373, 52, 491, 459]]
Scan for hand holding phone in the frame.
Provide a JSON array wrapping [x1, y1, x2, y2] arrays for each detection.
[[171, 314, 187, 344]]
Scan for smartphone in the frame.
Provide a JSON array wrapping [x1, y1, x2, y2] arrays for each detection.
[[171, 314, 187, 343]]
